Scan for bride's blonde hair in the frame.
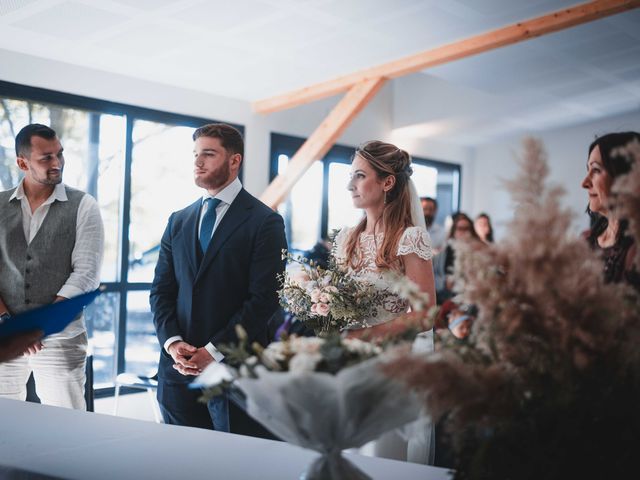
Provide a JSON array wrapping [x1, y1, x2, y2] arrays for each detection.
[[345, 140, 414, 270]]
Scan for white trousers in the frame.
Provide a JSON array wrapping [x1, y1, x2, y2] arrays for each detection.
[[0, 331, 87, 410]]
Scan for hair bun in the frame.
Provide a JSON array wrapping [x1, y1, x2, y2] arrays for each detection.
[[397, 149, 412, 177], [404, 164, 413, 177]]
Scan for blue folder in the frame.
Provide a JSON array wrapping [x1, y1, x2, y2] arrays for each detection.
[[0, 289, 102, 338]]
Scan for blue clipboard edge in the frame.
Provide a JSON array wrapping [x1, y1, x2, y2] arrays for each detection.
[[0, 288, 102, 339]]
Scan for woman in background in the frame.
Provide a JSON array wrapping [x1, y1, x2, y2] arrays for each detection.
[[434, 213, 482, 303], [581, 131, 640, 290], [474, 212, 494, 244]]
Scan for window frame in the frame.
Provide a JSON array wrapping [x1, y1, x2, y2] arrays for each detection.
[[0, 80, 244, 397]]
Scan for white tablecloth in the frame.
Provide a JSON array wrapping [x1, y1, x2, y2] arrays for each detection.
[[0, 398, 452, 480]]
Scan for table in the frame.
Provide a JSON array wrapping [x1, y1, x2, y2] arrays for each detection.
[[0, 398, 452, 480]]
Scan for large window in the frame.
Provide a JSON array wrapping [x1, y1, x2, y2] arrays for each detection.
[[270, 133, 461, 251], [0, 81, 243, 391]]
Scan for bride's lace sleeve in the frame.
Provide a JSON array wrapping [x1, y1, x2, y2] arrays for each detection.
[[397, 226, 433, 261]]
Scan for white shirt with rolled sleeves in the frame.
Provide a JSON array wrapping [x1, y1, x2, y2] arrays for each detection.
[[163, 177, 243, 362], [10, 181, 104, 339]]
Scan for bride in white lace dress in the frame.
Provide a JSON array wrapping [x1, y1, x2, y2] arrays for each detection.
[[334, 140, 436, 463], [334, 140, 436, 336]]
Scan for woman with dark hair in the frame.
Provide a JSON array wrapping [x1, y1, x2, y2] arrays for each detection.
[[474, 212, 494, 243], [581, 131, 640, 289]]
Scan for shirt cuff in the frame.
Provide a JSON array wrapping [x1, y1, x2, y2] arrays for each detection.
[[204, 342, 225, 362], [57, 284, 84, 299], [164, 335, 183, 354]]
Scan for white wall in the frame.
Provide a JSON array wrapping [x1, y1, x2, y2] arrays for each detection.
[[0, 49, 393, 197], [470, 110, 640, 239]]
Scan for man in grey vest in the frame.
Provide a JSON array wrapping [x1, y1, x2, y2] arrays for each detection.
[[0, 124, 104, 409]]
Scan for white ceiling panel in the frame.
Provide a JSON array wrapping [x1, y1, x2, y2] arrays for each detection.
[[559, 31, 640, 62], [592, 45, 640, 74], [94, 22, 201, 58], [316, 0, 422, 22], [0, 0, 638, 145], [0, 0, 38, 16], [170, 0, 277, 33], [108, 0, 176, 9], [11, 1, 127, 40]]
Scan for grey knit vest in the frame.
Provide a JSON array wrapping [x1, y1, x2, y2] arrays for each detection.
[[0, 185, 84, 315]]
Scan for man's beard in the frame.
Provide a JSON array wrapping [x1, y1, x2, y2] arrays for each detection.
[[195, 161, 231, 190], [38, 169, 63, 185], [424, 215, 434, 227]]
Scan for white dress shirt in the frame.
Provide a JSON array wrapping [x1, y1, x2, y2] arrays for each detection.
[[163, 177, 243, 362], [10, 181, 104, 338]]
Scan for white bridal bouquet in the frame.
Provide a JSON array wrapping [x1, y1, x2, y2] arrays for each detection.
[[197, 327, 422, 480]]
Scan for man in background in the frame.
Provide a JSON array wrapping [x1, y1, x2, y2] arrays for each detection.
[[421, 196, 446, 254], [0, 124, 104, 409]]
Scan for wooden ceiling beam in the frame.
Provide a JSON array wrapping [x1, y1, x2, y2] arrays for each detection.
[[259, 77, 386, 209], [253, 0, 640, 114]]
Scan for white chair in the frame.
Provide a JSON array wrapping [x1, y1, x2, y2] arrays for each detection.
[[112, 372, 162, 423]]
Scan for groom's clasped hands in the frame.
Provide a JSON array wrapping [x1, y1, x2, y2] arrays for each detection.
[[168, 341, 214, 375]]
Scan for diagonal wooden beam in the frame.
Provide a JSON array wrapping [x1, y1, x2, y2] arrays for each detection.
[[260, 77, 385, 209], [254, 0, 640, 114]]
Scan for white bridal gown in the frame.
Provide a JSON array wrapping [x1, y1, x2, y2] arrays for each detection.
[[334, 226, 435, 465]]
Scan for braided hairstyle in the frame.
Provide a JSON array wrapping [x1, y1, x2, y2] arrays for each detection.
[[345, 140, 414, 270]]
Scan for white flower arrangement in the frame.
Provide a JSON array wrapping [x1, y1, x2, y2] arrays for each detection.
[[196, 326, 421, 480]]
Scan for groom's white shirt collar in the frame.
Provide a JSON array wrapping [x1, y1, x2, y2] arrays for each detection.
[[201, 176, 242, 206]]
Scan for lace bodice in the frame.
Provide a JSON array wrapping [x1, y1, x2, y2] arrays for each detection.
[[334, 226, 433, 327]]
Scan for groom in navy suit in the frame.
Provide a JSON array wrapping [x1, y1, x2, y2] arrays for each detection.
[[150, 123, 287, 431]]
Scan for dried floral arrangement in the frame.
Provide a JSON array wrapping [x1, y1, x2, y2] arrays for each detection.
[[384, 138, 640, 479]]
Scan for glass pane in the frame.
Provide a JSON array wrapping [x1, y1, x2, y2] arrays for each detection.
[[435, 170, 459, 224], [125, 291, 159, 377], [0, 98, 125, 282], [289, 161, 322, 250], [85, 292, 119, 387], [128, 120, 203, 282], [328, 162, 363, 233], [412, 163, 438, 198], [96, 115, 126, 282], [275, 154, 289, 221]]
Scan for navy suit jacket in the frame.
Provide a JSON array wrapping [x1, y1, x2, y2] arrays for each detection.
[[150, 188, 287, 383]]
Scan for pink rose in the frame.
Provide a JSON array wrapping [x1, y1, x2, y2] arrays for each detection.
[[315, 302, 330, 316]]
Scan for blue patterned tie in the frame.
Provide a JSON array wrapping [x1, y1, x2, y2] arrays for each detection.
[[199, 198, 222, 253]]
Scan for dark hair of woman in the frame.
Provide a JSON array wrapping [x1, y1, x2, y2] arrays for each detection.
[[475, 212, 494, 243], [586, 131, 640, 245], [448, 212, 480, 240]]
